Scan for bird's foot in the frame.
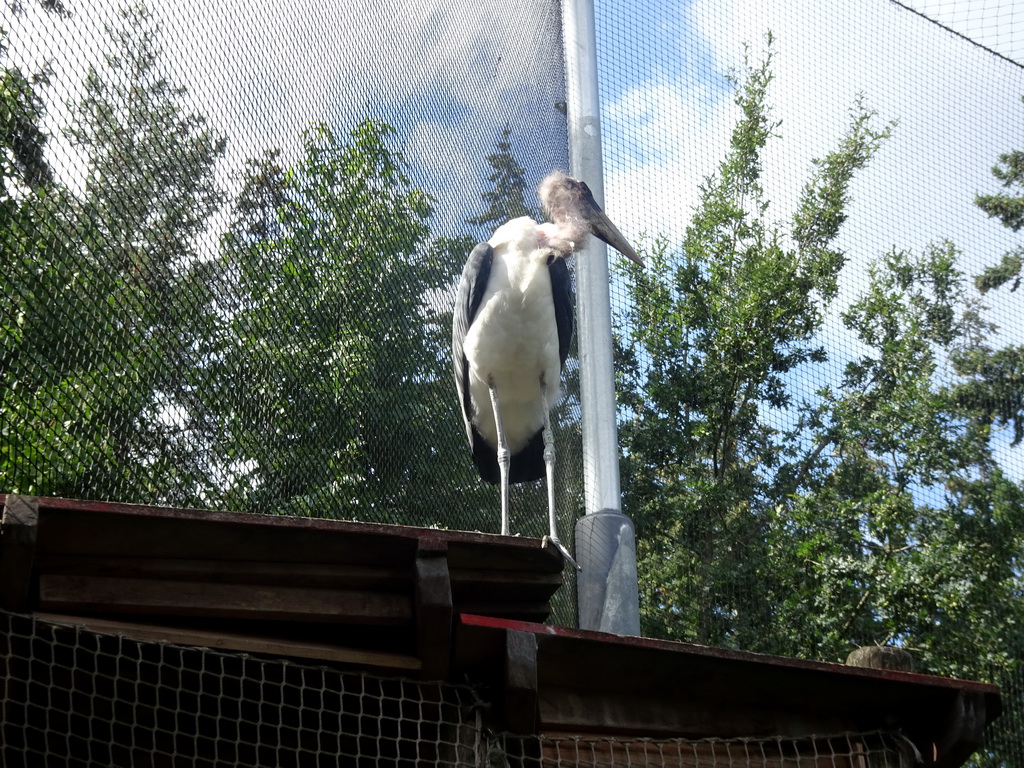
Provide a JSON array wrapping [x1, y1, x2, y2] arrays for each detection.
[[543, 535, 581, 571]]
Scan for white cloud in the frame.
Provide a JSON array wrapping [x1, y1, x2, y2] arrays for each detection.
[[9, 0, 1021, 317], [4, 0, 570, 241], [603, 76, 734, 244], [601, 0, 1024, 337]]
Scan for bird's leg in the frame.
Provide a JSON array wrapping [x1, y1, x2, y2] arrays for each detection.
[[488, 380, 511, 536], [541, 380, 580, 570], [541, 380, 557, 541]]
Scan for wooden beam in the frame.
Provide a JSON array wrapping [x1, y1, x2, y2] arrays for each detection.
[[415, 538, 453, 680], [38, 574, 412, 624], [32, 612, 422, 671], [0, 495, 38, 611], [449, 567, 563, 600], [36, 554, 411, 590], [503, 629, 539, 734], [1, 496, 564, 628], [539, 734, 877, 768], [453, 614, 1002, 743]]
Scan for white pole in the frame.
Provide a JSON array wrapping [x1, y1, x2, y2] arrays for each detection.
[[562, 0, 641, 636], [562, 0, 619, 516]]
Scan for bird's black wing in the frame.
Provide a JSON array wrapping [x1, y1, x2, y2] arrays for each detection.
[[549, 257, 575, 368], [452, 242, 493, 446]]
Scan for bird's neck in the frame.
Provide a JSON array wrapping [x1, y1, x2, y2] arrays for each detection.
[[537, 220, 587, 259]]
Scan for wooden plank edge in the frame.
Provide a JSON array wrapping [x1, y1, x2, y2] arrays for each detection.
[[31, 612, 423, 671], [0, 494, 39, 611], [415, 538, 453, 680], [35, 554, 412, 590], [38, 573, 413, 624], [10, 494, 562, 554]]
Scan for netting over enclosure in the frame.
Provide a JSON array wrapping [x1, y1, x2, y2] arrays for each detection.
[[530, 732, 916, 768], [596, 0, 1024, 760], [0, 610, 482, 766], [0, 610, 919, 767], [1, 0, 575, 538], [3, 0, 1024, 762]]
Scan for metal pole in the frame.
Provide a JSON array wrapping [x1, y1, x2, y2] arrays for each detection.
[[562, 0, 640, 636]]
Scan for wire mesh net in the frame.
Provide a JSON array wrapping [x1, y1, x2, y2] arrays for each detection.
[[526, 732, 916, 768], [0, 0, 579, 609], [0, 610, 484, 766], [596, 0, 1024, 761], [1, 609, 919, 767], [3, 0, 1024, 763]]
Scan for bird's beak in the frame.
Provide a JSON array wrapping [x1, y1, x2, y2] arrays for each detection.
[[577, 184, 644, 267], [588, 208, 645, 267]]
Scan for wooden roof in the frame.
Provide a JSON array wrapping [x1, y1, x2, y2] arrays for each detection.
[[0, 494, 564, 677], [0, 495, 1003, 768], [452, 613, 1001, 767]]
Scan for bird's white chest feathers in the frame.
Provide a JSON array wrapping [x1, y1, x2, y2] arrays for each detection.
[[464, 218, 563, 452]]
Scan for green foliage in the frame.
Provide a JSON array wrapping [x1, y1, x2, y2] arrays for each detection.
[[68, 3, 226, 289], [1, 28, 75, 490], [780, 245, 1024, 674], [1, 32, 96, 495], [976, 139, 1024, 233], [616, 40, 891, 648], [616, 40, 1022, 706], [974, 136, 1024, 292], [954, 344, 1024, 445], [1, 4, 225, 502], [467, 123, 538, 229], [4, 11, 1019, 742], [64, 2, 225, 503], [965, 100, 1024, 457], [1, 3, 534, 533], [975, 250, 1022, 294], [200, 121, 487, 524], [0, 57, 51, 192]]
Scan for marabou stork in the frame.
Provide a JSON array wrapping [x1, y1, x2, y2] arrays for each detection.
[[452, 171, 643, 568]]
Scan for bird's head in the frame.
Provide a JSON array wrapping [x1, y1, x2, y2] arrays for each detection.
[[538, 171, 644, 267]]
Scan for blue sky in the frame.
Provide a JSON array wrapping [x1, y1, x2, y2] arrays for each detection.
[[9, 0, 1021, 264]]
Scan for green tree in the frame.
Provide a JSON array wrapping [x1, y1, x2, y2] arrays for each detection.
[[615, 42, 892, 648], [615, 50, 1023, 755], [951, 101, 1024, 764], [776, 244, 1024, 671], [955, 103, 1024, 446], [467, 123, 538, 229], [975, 121, 1024, 252], [0, 44, 51, 193], [4, 2, 226, 502], [0, 23, 102, 494], [781, 245, 1024, 768], [203, 121, 489, 525]]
